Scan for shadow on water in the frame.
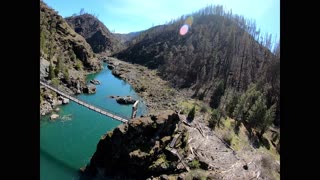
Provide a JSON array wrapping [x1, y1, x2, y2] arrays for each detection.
[[40, 147, 77, 172], [41, 63, 148, 180]]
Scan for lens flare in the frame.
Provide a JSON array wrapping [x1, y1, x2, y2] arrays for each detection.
[[185, 16, 193, 27], [179, 24, 189, 36]]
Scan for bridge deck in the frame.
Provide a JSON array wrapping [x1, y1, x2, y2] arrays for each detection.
[[40, 81, 129, 123]]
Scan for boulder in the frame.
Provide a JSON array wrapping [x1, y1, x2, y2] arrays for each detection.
[[111, 69, 122, 77], [44, 93, 53, 100], [40, 101, 52, 115], [40, 58, 50, 78], [90, 79, 101, 85], [84, 84, 96, 94], [116, 96, 136, 104], [51, 99, 62, 106], [62, 98, 69, 104], [160, 175, 169, 180], [50, 114, 59, 120], [177, 173, 185, 180], [107, 64, 115, 70]]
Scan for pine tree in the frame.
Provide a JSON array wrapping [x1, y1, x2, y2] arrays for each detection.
[[40, 30, 46, 52], [233, 84, 262, 122], [54, 56, 62, 76], [247, 95, 267, 129], [48, 61, 55, 80], [209, 108, 220, 129], [210, 81, 225, 108], [187, 105, 196, 122], [226, 93, 239, 117], [258, 104, 276, 138]]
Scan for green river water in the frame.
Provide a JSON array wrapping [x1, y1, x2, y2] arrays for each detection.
[[40, 64, 148, 180]]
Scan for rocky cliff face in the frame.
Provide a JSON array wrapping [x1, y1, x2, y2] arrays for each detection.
[[66, 14, 124, 55], [83, 111, 190, 179], [40, 1, 101, 115], [40, 1, 100, 77]]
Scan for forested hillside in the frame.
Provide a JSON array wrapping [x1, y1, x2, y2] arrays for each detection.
[[115, 5, 280, 134]]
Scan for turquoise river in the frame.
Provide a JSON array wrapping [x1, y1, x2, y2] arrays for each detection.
[[40, 63, 148, 180]]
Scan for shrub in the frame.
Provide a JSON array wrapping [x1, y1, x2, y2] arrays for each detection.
[[69, 51, 77, 61], [188, 160, 201, 169], [51, 78, 60, 87], [62, 68, 70, 82], [200, 105, 208, 113], [222, 132, 232, 146], [75, 60, 83, 70]]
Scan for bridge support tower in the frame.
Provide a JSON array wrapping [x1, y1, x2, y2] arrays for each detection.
[[131, 100, 139, 119]]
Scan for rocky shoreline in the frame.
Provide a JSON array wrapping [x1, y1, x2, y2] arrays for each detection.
[[94, 57, 280, 180], [40, 73, 99, 116], [105, 57, 188, 115], [40, 87, 70, 116]]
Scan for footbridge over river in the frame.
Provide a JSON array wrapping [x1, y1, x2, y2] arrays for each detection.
[[40, 81, 139, 123]]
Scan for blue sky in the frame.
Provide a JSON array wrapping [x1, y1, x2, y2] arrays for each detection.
[[43, 0, 279, 43]]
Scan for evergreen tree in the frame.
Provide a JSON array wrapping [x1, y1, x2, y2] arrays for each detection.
[[40, 30, 46, 52], [258, 104, 276, 138], [187, 105, 196, 122], [247, 95, 267, 129], [54, 56, 62, 76], [210, 81, 225, 108], [233, 84, 262, 122], [48, 61, 55, 80], [226, 93, 239, 117], [209, 108, 220, 129]]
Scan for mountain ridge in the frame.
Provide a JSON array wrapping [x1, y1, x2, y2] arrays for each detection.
[[65, 14, 125, 55]]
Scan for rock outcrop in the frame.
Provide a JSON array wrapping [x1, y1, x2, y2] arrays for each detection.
[[40, 57, 50, 79], [84, 84, 96, 94], [107, 64, 114, 70], [40, 88, 71, 116], [65, 14, 124, 55], [40, 1, 101, 73], [115, 96, 136, 104], [82, 111, 189, 179], [50, 114, 59, 120], [111, 68, 123, 78], [40, 1, 102, 115], [90, 79, 101, 85]]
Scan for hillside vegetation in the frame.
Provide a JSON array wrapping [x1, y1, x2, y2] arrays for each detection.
[[40, 1, 101, 80], [115, 5, 280, 136], [40, 1, 101, 115]]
